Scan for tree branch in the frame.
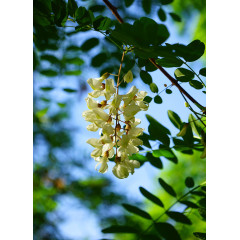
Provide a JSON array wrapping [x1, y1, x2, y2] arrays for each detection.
[[102, 0, 205, 110]]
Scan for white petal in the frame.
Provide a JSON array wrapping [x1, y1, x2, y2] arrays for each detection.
[[112, 164, 129, 179], [87, 78, 104, 90], [87, 123, 99, 132], [92, 109, 109, 121], [86, 138, 102, 148]]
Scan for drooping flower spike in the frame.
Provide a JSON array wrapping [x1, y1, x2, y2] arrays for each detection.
[[83, 70, 149, 179]]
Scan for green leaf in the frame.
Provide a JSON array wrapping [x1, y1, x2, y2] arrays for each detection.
[[91, 53, 108, 67], [93, 16, 111, 30], [184, 40, 205, 62], [81, 38, 99, 51], [146, 115, 171, 146], [75, 7, 91, 26], [199, 67, 206, 77], [179, 200, 199, 209], [64, 57, 84, 65], [174, 68, 194, 82], [159, 0, 174, 5], [158, 8, 166, 22], [102, 225, 137, 234], [36, 107, 49, 118], [166, 211, 192, 225], [142, 0, 151, 14], [40, 69, 58, 77], [167, 110, 182, 129], [57, 103, 66, 108], [138, 133, 151, 148], [64, 70, 82, 75], [122, 204, 152, 219], [66, 45, 81, 51], [153, 146, 177, 163], [169, 12, 181, 22], [189, 114, 203, 137], [154, 95, 163, 104], [41, 54, 60, 64], [185, 177, 195, 188], [143, 96, 152, 104], [154, 222, 181, 240], [165, 89, 172, 94], [158, 178, 177, 197], [156, 57, 183, 68], [189, 80, 203, 89], [177, 123, 189, 137], [40, 87, 54, 91], [52, 0, 67, 26], [150, 83, 158, 93], [62, 88, 77, 93], [193, 232, 206, 240], [67, 0, 78, 17], [146, 152, 163, 169], [140, 70, 152, 84], [139, 187, 164, 207], [124, 0, 134, 7], [124, 70, 133, 83]]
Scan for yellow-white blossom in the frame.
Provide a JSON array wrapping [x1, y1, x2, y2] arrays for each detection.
[[83, 73, 149, 179]]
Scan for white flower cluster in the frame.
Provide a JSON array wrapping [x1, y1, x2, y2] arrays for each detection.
[[82, 73, 149, 179]]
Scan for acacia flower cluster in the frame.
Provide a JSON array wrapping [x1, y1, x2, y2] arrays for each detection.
[[82, 70, 149, 179]]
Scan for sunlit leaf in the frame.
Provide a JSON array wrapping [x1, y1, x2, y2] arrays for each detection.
[[168, 110, 182, 129], [174, 68, 194, 82], [64, 70, 82, 75], [150, 83, 158, 93], [36, 107, 49, 118]]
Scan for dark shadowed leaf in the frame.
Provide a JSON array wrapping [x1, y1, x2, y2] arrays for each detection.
[[166, 211, 192, 225], [40, 87, 54, 91], [81, 38, 99, 51], [169, 12, 181, 22], [63, 88, 77, 93], [199, 67, 206, 77], [154, 222, 181, 240], [52, 0, 67, 26], [67, 0, 78, 17], [185, 177, 195, 188], [124, 0, 135, 7], [143, 96, 152, 104], [41, 54, 60, 64], [154, 95, 163, 104], [40, 69, 58, 77], [198, 208, 206, 220], [156, 57, 183, 68], [146, 152, 163, 169], [158, 8, 166, 21], [174, 68, 194, 82], [142, 0, 151, 14], [91, 53, 108, 67], [184, 40, 205, 62], [189, 80, 203, 89], [93, 16, 111, 30], [168, 110, 182, 129], [179, 200, 199, 209], [158, 178, 177, 197], [122, 204, 152, 219], [165, 89, 172, 94], [140, 70, 152, 84], [139, 187, 164, 207], [138, 133, 151, 148], [102, 225, 137, 233], [193, 232, 206, 240], [159, 0, 174, 5]]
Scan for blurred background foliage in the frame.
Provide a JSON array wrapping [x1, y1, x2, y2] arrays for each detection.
[[33, 0, 206, 239]]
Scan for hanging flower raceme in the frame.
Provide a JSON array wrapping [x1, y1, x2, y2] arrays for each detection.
[[83, 70, 149, 179]]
